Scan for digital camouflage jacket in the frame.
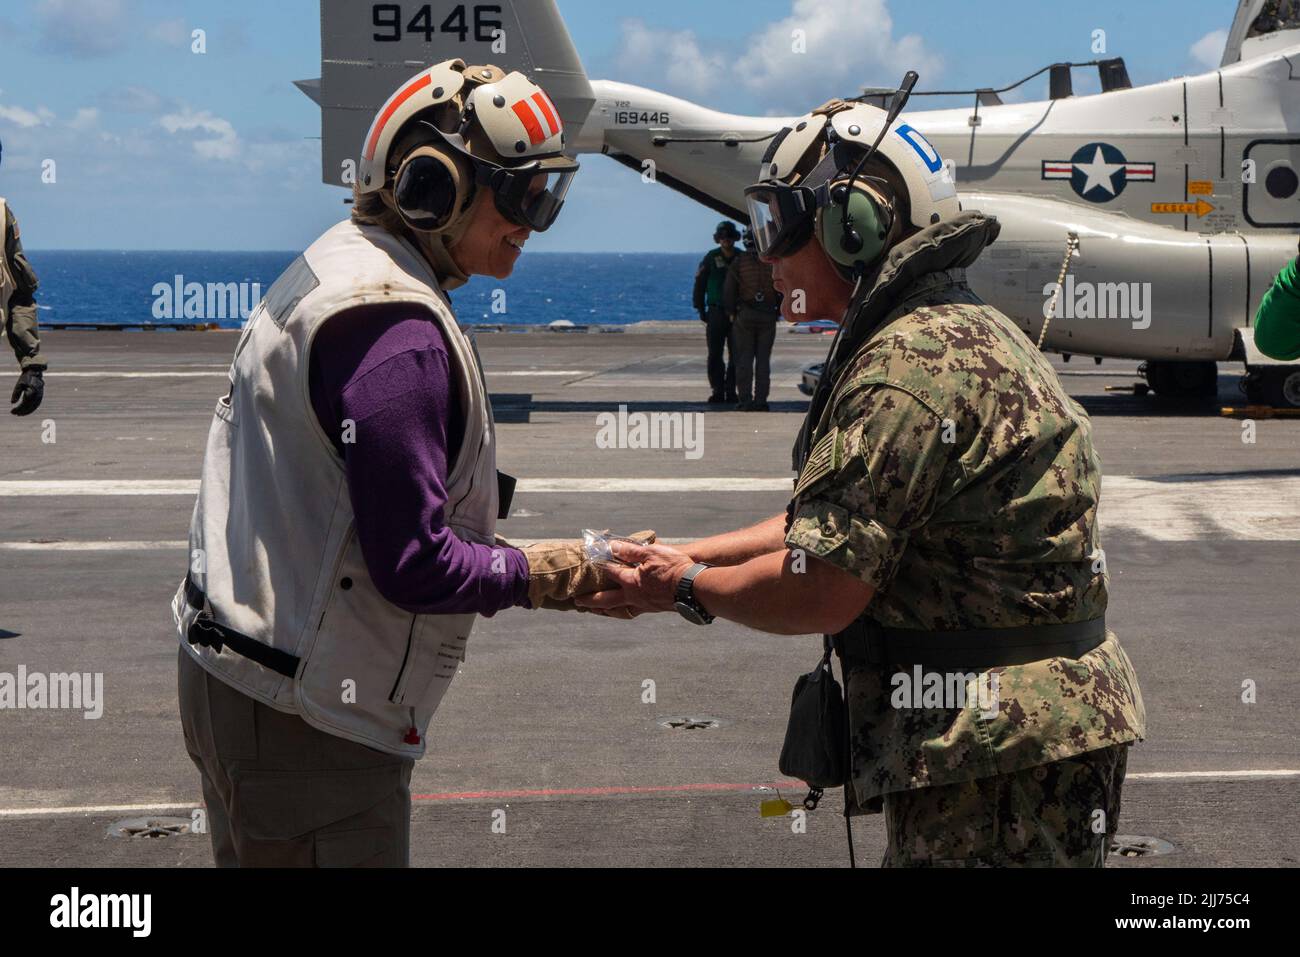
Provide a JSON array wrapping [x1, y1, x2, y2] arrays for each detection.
[[785, 212, 1146, 808]]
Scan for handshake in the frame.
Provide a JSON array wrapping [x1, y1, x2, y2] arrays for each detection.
[[514, 529, 697, 620]]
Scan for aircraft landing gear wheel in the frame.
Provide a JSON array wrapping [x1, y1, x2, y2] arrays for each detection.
[[1142, 360, 1218, 398], [1263, 367, 1300, 409]]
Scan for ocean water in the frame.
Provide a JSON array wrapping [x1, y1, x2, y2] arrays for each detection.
[[27, 250, 703, 329]]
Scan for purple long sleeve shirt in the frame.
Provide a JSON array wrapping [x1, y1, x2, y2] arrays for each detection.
[[308, 302, 530, 616]]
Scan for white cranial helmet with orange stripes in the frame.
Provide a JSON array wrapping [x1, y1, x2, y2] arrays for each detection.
[[356, 59, 577, 233]]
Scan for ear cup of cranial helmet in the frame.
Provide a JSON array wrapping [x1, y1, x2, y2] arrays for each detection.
[[818, 181, 890, 270], [392, 146, 470, 232]]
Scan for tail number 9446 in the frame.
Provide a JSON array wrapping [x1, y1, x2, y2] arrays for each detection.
[[372, 4, 503, 42]]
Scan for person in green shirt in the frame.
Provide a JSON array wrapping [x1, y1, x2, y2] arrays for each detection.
[[1254, 255, 1300, 361]]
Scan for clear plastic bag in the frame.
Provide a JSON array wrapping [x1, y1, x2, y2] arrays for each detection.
[[582, 529, 641, 566]]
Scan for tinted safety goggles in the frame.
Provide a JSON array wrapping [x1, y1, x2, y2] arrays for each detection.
[[474, 157, 578, 232]]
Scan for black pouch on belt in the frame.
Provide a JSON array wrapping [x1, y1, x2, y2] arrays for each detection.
[[778, 635, 847, 791]]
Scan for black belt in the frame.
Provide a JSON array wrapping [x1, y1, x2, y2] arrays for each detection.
[[834, 616, 1107, 670], [183, 574, 300, 679]]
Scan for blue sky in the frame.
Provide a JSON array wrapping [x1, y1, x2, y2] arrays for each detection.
[[0, 0, 1240, 252]]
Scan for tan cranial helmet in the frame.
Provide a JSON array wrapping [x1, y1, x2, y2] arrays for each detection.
[[744, 98, 960, 277], [357, 58, 578, 236]]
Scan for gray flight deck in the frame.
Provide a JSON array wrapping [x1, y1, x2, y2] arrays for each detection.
[[0, 326, 1296, 867]]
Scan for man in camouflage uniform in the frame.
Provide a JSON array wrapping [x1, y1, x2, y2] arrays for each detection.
[[1, 141, 46, 416], [580, 98, 1145, 867], [692, 220, 741, 403], [724, 229, 781, 411], [790, 223, 1143, 864]]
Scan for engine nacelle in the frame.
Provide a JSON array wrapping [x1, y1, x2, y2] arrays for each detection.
[[963, 191, 1295, 361]]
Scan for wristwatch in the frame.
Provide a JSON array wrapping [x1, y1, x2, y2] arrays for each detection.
[[674, 563, 715, 625]]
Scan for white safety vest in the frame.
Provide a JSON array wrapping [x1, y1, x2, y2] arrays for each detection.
[[0, 198, 15, 328], [172, 219, 500, 757]]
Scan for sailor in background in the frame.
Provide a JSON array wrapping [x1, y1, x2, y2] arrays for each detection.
[[724, 228, 781, 411], [693, 220, 741, 403], [0, 139, 46, 416]]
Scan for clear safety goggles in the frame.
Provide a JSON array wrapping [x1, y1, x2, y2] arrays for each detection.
[[744, 182, 818, 258], [744, 141, 862, 257]]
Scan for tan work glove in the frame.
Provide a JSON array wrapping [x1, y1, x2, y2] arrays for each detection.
[[516, 530, 656, 611]]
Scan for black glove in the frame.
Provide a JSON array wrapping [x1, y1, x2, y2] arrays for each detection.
[[698, 310, 707, 323], [10, 368, 44, 416]]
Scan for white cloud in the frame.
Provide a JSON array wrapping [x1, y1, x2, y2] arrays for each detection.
[[0, 103, 45, 128], [0, 101, 135, 179], [35, 0, 128, 57], [738, 0, 941, 113], [613, 19, 729, 98], [160, 109, 240, 161], [1190, 29, 1228, 70], [610, 0, 940, 115]]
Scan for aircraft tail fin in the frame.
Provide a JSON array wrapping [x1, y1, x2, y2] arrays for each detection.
[[1221, 0, 1300, 66], [306, 0, 594, 187]]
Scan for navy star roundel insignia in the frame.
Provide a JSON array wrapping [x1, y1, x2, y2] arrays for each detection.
[[1042, 142, 1155, 202]]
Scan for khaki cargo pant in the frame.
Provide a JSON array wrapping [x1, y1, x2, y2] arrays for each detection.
[[880, 744, 1129, 867], [177, 647, 414, 867], [732, 307, 778, 404]]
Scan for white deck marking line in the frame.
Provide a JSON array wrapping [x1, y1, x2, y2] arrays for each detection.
[[1, 539, 680, 551], [2, 475, 1298, 542], [519, 478, 793, 492], [1126, 769, 1300, 780], [47, 369, 591, 378], [0, 540, 187, 551], [0, 802, 197, 819], [1101, 475, 1300, 542], [2, 770, 1297, 818], [0, 478, 792, 496], [0, 480, 201, 496], [47, 372, 227, 378]]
